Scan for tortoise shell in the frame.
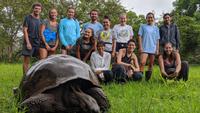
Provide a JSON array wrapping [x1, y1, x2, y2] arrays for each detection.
[[20, 54, 100, 100]]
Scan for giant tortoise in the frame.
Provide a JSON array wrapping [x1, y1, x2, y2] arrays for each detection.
[[19, 54, 110, 113]]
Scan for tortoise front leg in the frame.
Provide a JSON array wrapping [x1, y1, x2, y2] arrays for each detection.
[[21, 93, 65, 113]]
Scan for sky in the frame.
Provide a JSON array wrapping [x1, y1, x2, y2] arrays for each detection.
[[120, 0, 176, 18]]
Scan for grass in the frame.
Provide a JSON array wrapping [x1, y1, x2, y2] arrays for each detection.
[[0, 63, 200, 113]]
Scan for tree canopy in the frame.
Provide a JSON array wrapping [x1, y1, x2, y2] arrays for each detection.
[[0, 0, 199, 63], [172, 0, 200, 63]]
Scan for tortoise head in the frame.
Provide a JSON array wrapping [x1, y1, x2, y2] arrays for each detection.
[[64, 84, 100, 113]]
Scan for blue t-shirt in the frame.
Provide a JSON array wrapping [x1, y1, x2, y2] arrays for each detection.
[[138, 24, 160, 54], [82, 22, 103, 38], [42, 19, 58, 45], [59, 18, 80, 47]]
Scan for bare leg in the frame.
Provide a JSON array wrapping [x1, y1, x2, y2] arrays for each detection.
[[39, 48, 48, 59], [61, 49, 67, 55], [23, 56, 30, 75], [48, 50, 56, 56], [140, 53, 148, 72], [148, 54, 155, 71]]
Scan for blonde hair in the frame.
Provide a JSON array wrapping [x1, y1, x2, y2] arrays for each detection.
[[48, 8, 57, 19]]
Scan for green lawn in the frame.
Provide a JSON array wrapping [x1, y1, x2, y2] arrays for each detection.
[[0, 64, 200, 113]]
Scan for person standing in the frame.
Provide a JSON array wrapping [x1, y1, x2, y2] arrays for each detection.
[[22, 2, 42, 74], [98, 16, 116, 58], [39, 8, 59, 59], [59, 7, 80, 54], [138, 12, 160, 81], [82, 9, 103, 39], [113, 13, 134, 52], [159, 13, 180, 53]]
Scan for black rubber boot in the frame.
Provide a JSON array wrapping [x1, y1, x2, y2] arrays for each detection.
[[145, 71, 152, 81]]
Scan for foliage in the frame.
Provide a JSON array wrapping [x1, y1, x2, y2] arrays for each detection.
[[173, 0, 200, 64], [0, 0, 127, 62], [126, 11, 146, 38], [173, 0, 200, 16], [0, 64, 200, 113], [0, 0, 199, 63]]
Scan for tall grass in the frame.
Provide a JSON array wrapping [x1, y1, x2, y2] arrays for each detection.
[[0, 64, 199, 113]]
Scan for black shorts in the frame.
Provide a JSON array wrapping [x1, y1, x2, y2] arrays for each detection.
[[40, 43, 55, 49], [116, 42, 127, 52], [22, 43, 39, 57]]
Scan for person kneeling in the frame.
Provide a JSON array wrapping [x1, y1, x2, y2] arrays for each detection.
[[90, 41, 113, 84], [158, 42, 189, 81], [112, 39, 143, 83]]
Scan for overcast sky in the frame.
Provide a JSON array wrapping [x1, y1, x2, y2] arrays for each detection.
[[120, 0, 176, 18]]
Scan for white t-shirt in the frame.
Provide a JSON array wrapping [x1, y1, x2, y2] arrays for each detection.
[[113, 24, 133, 43], [90, 51, 111, 72]]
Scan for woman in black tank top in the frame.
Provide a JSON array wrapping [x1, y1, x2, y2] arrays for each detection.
[[158, 42, 189, 81], [112, 39, 142, 82]]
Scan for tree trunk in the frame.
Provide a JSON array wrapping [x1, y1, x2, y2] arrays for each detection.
[[8, 45, 13, 62]]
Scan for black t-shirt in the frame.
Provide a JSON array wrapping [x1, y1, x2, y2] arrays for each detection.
[[76, 38, 94, 60], [23, 15, 42, 47]]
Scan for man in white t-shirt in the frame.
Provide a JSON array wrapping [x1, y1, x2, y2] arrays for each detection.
[[113, 13, 134, 52]]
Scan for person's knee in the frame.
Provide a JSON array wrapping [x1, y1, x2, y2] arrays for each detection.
[[133, 72, 143, 81], [140, 60, 146, 67], [113, 65, 124, 72], [107, 71, 113, 77], [104, 70, 113, 77], [181, 61, 189, 81], [182, 61, 189, 67], [104, 70, 113, 82]]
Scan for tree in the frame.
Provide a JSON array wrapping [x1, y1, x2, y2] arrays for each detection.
[[173, 0, 200, 63], [0, 0, 147, 63], [0, 0, 66, 62], [173, 0, 200, 16]]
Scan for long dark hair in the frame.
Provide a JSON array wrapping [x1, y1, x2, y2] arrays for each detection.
[[83, 28, 95, 44], [163, 42, 176, 62], [146, 12, 155, 19]]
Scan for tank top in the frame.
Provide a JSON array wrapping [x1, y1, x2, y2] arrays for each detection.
[[163, 52, 176, 70], [122, 49, 134, 64]]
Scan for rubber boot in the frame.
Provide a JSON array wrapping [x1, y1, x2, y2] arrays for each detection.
[[145, 71, 152, 81]]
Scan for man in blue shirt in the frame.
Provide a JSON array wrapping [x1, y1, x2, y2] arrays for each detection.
[[82, 9, 103, 39]]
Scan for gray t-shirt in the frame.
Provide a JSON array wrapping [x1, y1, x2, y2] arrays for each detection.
[[23, 15, 42, 47]]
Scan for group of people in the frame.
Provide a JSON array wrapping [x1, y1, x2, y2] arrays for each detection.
[[22, 2, 189, 84]]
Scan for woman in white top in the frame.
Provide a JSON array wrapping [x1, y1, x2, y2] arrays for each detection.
[[90, 41, 113, 83], [113, 13, 134, 52]]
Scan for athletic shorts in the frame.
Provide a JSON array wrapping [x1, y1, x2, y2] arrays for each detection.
[[116, 42, 127, 52], [22, 43, 39, 57]]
